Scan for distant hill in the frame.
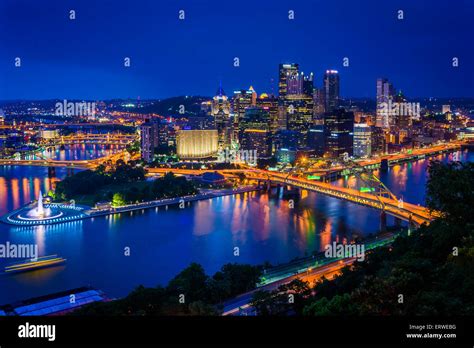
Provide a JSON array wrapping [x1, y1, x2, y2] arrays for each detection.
[[135, 96, 211, 118]]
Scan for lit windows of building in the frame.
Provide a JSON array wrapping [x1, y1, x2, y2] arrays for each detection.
[[323, 70, 340, 113], [353, 123, 372, 158]]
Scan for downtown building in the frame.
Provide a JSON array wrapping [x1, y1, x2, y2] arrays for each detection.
[[140, 120, 159, 162], [323, 108, 354, 158], [176, 129, 219, 160], [211, 84, 231, 149], [376, 78, 395, 128], [238, 106, 272, 159], [323, 70, 340, 113], [139, 119, 173, 162], [353, 123, 372, 158], [278, 63, 314, 148], [231, 87, 257, 143]]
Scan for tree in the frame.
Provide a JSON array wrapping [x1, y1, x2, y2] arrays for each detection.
[[112, 192, 126, 207], [166, 263, 210, 303], [426, 160, 474, 225]]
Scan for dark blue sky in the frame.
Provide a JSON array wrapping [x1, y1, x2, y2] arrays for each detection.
[[0, 0, 473, 100]]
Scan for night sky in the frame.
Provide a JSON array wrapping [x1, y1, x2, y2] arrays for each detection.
[[0, 0, 473, 100]]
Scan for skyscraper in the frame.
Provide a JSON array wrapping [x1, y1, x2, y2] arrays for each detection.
[[313, 87, 326, 120], [211, 83, 231, 148], [278, 63, 299, 97], [353, 123, 372, 158], [256, 93, 279, 136], [324, 108, 354, 157], [238, 106, 272, 158], [371, 126, 386, 155], [140, 121, 159, 162], [376, 78, 395, 128], [279, 64, 314, 148], [323, 70, 340, 112]]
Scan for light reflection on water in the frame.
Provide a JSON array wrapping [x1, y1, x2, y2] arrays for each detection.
[[0, 149, 471, 304]]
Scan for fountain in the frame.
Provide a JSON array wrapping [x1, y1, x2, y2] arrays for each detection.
[[15, 191, 63, 222], [26, 191, 52, 218], [2, 190, 88, 226]]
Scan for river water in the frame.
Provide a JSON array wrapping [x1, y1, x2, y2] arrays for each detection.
[[0, 145, 471, 304]]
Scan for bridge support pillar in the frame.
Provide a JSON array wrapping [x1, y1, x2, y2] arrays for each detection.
[[394, 217, 402, 227], [380, 210, 387, 232], [47, 167, 56, 177], [381, 159, 389, 172], [266, 180, 271, 192]]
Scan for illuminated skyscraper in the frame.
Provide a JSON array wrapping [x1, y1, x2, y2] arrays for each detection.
[[323, 70, 340, 112], [313, 88, 326, 120], [238, 107, 272, 158], [353, 123, 372, 158], [140, 121, 159, 163], [256, 93, 279, 135], [442, 105, 451, 114], [376, 78, 395, 128], [371, 126, 386, 155], [211, 83, 231, 148], [232, 87, 255, 141], [279, 64, 314, 148], [278, 63, 299, 97], [324, 109, 354, 157]]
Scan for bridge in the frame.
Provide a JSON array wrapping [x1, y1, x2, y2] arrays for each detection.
[[304, 142, 463, 180], [0, 151, 134, 169], [147, 167, 437, 226], [40, 132, 137, 146]]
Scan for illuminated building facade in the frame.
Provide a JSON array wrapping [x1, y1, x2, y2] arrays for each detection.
[[307, 125, 325, 156], [278, 63, 299, 97], [39, 128, 59, 139], [313, 87, 326, 119], [376, 78, 395, 128], [239, 107, 272, 158], [324, 109, 354, 157], [176, 129, 218, 159], [371, 126, 386, 155], [232, 87, 256, 142], [140, 121, 159, 162], [323, 70, 340, 112], [211, 84, 231, 148], [353, 123, 372, 158], [279, 64, 314, 148], [256, 93, 279, 135]]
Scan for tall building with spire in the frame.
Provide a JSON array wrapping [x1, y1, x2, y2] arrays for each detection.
[[211, 83, 231, 148]]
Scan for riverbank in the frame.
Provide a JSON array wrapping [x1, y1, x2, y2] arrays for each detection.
[[87, 185, 261, 218], [0, 185, 261, 226]]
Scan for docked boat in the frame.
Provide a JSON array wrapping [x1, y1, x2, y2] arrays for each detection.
[[4, 255, 66, 274]]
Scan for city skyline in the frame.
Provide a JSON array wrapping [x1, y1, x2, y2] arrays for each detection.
[[0, 1, 473, 343], [1, 0, 473, 100]]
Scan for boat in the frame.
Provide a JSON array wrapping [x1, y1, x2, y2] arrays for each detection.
[[4, 255, 66, 274]]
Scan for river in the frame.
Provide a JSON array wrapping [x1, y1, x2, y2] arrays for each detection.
[[0, 145, 471, 304]]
